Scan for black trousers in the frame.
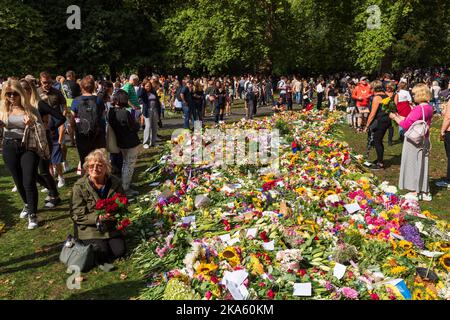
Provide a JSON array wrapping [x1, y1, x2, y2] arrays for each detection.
[[81, 237, 126, 265], [387, 121, 394, 144], [76, 133, 106, 167], [36, 132, 59, 198], [317, 92, 323, 110], [2, 139, 40, 216], [445, 132, 450, 181], [372, 121, 390, 164], [215, 104, 225, 123]]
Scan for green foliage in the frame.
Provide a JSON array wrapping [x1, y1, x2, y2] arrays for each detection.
[[0, 0, 55, 76], [275, 119, 290, 136], [162, 278, 201, 300], [1, 0, 449, 77]]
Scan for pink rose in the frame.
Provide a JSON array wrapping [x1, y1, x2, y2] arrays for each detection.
[[205, 291, 212, 300], [341, 287, 358, 300]]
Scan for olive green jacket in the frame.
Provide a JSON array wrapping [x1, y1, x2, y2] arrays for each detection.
[[70, 175, 124, 240]]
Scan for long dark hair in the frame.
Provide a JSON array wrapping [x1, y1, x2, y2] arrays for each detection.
[[112, 89, 129, 108]]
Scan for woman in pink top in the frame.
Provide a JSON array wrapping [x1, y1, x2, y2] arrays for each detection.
[[390, 83, 434, 201]]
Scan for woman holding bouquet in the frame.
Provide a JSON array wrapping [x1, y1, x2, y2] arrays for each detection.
[[70, 149, 127, 265]]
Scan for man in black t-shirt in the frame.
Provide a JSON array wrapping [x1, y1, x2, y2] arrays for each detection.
[[62, 70, 81, 100], [180, 79, 193, 129]]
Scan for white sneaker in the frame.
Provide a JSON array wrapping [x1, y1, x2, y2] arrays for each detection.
[[41, 188, 49, 193], [12, 185, 17, 192], [143, 144, 150, 149], [19, 206, 28, 219], [57, 177, 65, 188], [45, 195, 52, 202], [28, 216, 38, 230], [419, 193, 432, 202]]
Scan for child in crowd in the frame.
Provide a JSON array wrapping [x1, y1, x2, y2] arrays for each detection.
[[273, 97, 286, 113], [48, 116, 65, 188]]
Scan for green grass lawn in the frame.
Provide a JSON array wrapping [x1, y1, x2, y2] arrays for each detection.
[[1, 107, 448, 300], [335, 116, 450, 221], [0, 132, 173, 300]]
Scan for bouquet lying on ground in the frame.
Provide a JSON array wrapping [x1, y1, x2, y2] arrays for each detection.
[[95, 193, 132, 232]]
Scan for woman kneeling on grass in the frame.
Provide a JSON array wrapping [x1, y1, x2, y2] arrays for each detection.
[[70, 149, 126, 267], [389, 83, 434, 201]]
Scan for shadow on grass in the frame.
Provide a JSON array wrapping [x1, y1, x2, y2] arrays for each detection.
[[0, 168, 23, 229], [384, 154, 402, 168], [42, 213, 71, 224], [0, 242, 62, 274], [66, 280, 144, 300]]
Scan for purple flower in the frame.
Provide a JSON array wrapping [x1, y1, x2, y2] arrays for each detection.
[[400, 224, 424, 249]]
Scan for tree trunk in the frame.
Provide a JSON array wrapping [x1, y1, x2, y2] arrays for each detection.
[[109, 63, 117, 82]]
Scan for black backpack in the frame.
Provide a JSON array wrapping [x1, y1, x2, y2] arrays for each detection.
[[76, 97, 100, 136]]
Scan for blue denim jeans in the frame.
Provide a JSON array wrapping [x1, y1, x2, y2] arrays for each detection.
[[295, 92, 301, 104], [182, 103, 191, 129], [432, 99, 441, 114]]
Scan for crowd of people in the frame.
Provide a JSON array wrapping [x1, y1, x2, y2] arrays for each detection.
[[1, 66, 449, 267]]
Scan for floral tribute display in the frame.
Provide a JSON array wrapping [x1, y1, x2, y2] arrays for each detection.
[[131, 110, 450, 300], [95, 193, 132, 232]]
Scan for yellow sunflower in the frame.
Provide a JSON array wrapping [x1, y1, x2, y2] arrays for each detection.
[[404, 249, 418, 259], [195, 263, 218, 279], [422, 210, 438, 219], [398, 240, 413, 250], [438, 242, 450, 252], [390, 266, 408, 275], [439, 253, 450, 272], [412, 288, 424, 300], [219, 247, 240, 268], [324, 190, 336, 197]]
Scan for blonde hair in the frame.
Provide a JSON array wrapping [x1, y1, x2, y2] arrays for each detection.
[[20, 78, 42, 108], [83, 148, 112, 177], [0, 79, 37, 124], [412, 83, 431, 104]]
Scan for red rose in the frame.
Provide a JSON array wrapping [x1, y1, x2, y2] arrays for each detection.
[[95, 199, 106, 210], [297, 269, 307, 277], [210, 276, 219, 284], [120, 218, 131, 228], [259, 231, 269, 242], [120, 196, 128, 206], [370, 293, 380, 300], [267, 290, 275, 300], [106, 203, 119, 214]]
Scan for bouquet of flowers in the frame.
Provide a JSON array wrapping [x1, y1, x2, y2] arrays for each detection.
[[95, 193, 131, 232], [381, 96, 397, 113]]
